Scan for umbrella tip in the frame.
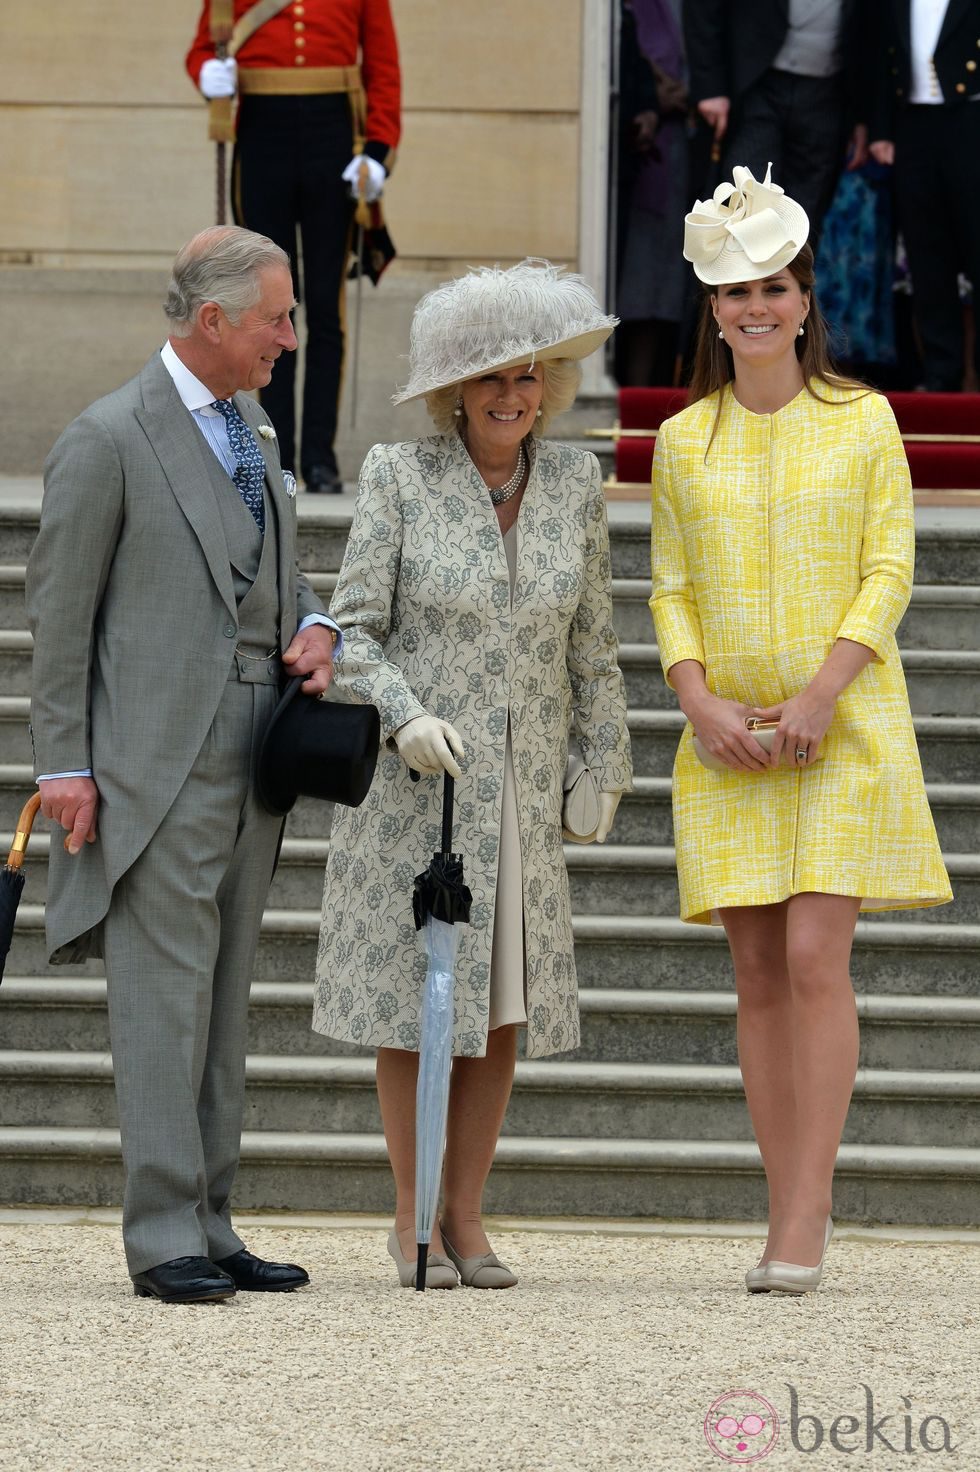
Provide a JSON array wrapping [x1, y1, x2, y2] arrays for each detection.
[[415, 1244, 427, 1292]]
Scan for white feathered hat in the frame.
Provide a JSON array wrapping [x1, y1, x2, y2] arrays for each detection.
[[683, 163, 809, 285], [392, 258, 617, 404]]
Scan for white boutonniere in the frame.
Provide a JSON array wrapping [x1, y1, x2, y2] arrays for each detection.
[[283, 471, 297, 498], [257, 424, 276, 440]]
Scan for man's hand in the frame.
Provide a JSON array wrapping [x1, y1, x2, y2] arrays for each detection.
[[199, 58, 237, 99], [282, 624, 336, 695], [39, 777, 99, 855], [697, 95, 730, 141], [845, 123, 869, 171], [870, 139, 895, 166], [341, 155, 386, 203]]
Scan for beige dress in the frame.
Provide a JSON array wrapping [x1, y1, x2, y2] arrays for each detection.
[[488, 521, 528, 1029]]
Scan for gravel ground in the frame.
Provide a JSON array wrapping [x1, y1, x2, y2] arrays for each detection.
[[0, 1214, 977, 1472]]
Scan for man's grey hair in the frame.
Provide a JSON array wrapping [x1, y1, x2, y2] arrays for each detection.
[[164, 226, 291, 336]]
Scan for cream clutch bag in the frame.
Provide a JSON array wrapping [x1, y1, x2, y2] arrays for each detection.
[[693, 719, 823, 771], [562, 746, 601, 843]]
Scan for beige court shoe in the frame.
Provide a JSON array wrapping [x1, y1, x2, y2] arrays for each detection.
[[746, 1216, 834, 1294], [762, 1216, 834, 1295], [387, 1228, 459, 1289], [442, 1234, 519, 1289]]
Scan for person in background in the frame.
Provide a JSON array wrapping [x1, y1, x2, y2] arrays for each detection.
[[314, 261, 632, 1290], [869, 0, 980, 390], [616, 0, 691, 385], [684, 0, 869, 250], [187, 0, 401, 491], [651, 165, 951, 1295]]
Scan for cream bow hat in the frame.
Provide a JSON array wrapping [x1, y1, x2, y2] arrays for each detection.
[[392, 258, 617, 404], [683, 163, 809, 285]]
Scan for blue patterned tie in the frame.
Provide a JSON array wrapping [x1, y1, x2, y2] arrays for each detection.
[[210, 399, 266, 533]]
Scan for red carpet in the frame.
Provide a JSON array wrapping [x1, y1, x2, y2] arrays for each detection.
[[612, 388, 980, 492]]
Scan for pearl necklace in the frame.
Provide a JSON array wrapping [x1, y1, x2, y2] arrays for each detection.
[[487, 443, 526, 505]]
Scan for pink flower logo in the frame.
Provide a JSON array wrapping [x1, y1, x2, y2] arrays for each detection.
[[704, 1390, 780, 1463]]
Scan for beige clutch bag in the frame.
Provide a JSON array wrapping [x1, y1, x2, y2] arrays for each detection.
[[693, 719, 823, 771], [562, 746, 601, 843]]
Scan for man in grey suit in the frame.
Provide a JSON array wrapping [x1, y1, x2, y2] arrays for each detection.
[[27, 226, 340, 1302]]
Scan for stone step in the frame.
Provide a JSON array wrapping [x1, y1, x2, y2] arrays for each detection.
[[7, 559, 978, 649], [4, 501, 980, 583], [8, 905, 980, 994], [5, 976, 978, 1072], [7, 770, 976, 853], [11, 832, 979, 924], [0, 1124, 976, 1224], [613, 643, 980, 716], [3, 711, 980, 834], [610, 579, 980, 649], [604, 520, 980, 585], [3, 1050, 978, 1149]]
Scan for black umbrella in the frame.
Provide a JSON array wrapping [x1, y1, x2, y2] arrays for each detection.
[[411, 772, 472, 1291], [0, 792, 42, 983]]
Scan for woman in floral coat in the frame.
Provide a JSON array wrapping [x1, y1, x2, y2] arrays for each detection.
[[313, 261, 632, 1288]]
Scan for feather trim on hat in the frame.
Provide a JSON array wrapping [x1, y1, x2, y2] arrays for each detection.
[[392, 258, 617, 404]]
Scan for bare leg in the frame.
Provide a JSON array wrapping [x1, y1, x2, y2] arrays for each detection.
[[441, 1024, 519, 1257], [775, 892, 861, 1265], [375, 1046, 445, 1259], [720, 901, 795, 1264]]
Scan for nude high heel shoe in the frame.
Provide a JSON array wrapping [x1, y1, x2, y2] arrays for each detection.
[[442, 1234, 518, 1289], [387, 1228, 458, 1289], [762, 1216, 834, 1295]]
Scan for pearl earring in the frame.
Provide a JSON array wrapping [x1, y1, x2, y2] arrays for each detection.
[[453, 397, 463, 417], [717, 329, 724, 340], [798, 323, 805, 337], [536, 408, 542, 417]]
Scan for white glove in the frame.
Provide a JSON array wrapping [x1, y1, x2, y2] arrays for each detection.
[[594, 791, 622, 844], [394, 717, 465, 779], [199, 58, 238, 99], [341, 154, 386, 203]]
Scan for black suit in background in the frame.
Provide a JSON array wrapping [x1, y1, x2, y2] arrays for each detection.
[[872, 0, 980, 390], [683, 0, 864, 246]]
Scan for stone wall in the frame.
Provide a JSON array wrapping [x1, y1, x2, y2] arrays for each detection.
[[0, 0, 589, 470]]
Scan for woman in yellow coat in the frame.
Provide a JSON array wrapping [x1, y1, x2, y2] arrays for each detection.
[[650, 166, 951, 1296]]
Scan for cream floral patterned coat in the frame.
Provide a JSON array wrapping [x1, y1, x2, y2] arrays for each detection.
[[313, 433, 632, 1059]]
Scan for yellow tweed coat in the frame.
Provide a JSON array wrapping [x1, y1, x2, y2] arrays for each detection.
[[650, 382, 952, 925]]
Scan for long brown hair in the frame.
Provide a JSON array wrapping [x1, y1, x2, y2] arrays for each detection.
[[687, 245, 871, 453]]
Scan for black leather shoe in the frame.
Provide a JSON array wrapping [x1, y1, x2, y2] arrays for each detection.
[[132, 1255, 236, 1303], [304, 464, 343, 494], [213, 1248, 310, 1292]]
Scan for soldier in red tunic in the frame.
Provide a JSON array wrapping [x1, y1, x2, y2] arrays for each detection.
[[187, 0, 401, 491]]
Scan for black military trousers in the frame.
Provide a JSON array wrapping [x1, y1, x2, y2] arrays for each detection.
[[234, 93, 355, 476], [722, 69, 849, 253], [894, 103, 980, 391]]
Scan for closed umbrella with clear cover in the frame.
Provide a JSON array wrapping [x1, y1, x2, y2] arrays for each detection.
[[411, 772, 471, 1291]]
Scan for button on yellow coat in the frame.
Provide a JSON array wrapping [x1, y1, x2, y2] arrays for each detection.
[[650, 383, 952, 925]]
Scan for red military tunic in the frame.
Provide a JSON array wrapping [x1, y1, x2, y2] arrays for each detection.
[[186, 0, 401, 167]]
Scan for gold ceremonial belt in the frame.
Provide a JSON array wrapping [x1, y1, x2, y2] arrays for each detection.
[[238, 65, 362, 96]]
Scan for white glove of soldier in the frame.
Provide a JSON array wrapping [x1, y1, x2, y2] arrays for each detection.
[[341, 155, 387, 203], [594, 791, 622, 845], [199, 58, 238, 98], [394, 717, 465, 779]]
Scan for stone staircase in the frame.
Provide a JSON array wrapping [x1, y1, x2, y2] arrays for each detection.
[[1, 499, 979, 1225]]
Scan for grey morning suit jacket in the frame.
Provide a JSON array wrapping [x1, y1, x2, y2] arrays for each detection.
[[26, 352, 325, 963]]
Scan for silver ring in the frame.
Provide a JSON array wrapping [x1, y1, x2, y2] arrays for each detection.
[[795, 746, 808, 762]]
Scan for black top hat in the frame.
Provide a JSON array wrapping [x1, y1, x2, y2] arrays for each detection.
[[257, 677, 381, 817]]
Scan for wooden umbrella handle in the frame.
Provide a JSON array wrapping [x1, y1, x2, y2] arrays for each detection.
[[6, 792, 41, 871]]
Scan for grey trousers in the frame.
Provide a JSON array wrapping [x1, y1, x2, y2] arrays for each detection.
[[103, 676, 282, 1275]]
